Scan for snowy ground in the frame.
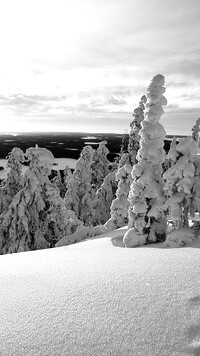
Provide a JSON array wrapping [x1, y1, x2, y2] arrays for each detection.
[[1, 227, 200, 355], [0, 158, 76, 180]]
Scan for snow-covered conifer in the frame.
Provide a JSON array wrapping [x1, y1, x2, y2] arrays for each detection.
[[189, 118, 200, 218], [60, 165, 73, 198], [91, 141, 110, 190], [163, 137, 198, 229], [92, 170, 118, 226], [64, 146, 95, 225], [192, 117, 200, 143], [162, 137, 178, 172], [104, 163, 132, 231], [0, 147, 24, 214], [190, 155, 200, 217], [51, 170, 62, 194], [128, 95, 147, 165], [124, 74, 167, 247], [0, 147, 81, 254]]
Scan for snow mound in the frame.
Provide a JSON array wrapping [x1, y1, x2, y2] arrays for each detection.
[[164, 228, 197, 248], [123, 227, 147, 247]]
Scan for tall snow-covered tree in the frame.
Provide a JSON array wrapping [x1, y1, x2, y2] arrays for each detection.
[[0, 147, 24, 214], [128, 95, 147, 165], [64, 146, 95, 225], [104, 95, 147, 232], [124, 74, 167, 247], [163, 137, 198, 229], [91, 141, 110, 190], [0, 147, 81, 254]]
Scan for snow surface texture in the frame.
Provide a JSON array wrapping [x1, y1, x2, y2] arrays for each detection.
[[1, 228, 200, 356]]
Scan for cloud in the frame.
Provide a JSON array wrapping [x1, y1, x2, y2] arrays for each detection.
[[181, 94, 200, 102], [107, 96, 126, 105], [167, 81, 191, 88], [165, 59, 200, 79]]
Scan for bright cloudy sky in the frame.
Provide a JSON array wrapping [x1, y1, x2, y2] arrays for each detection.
[[0, 0, 199, 134]]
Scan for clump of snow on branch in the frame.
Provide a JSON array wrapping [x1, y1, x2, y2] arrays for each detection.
[[124, 74, 167, 248]]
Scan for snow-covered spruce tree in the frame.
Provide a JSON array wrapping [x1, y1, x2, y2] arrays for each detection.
[[104, 97, 148, 232], [162, 137, 178, 172], [0, 147, 24, 214], [51, 170, 63, 195], [91, 170, 118, 226], [91, 141, 110, 191], [64, 146, 95, 225], [163, 137, 198, 231], [60, 165, 73, 198], [104, 162, 133, 231], [0, 147, 81, 254], [192, 117, 200, 143], [190, 118, 200, 217], [190, 155, 200, 218], [123, 74, 167, 248], [128, 95, 147, 165]]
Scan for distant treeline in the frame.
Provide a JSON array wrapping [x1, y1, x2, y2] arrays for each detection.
[[0, 132, 182, 160]]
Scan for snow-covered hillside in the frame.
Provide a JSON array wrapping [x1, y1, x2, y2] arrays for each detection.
[[1, 228, 200, 356]]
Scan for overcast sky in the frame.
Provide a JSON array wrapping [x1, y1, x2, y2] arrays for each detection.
[[0, 0, 199, 134]]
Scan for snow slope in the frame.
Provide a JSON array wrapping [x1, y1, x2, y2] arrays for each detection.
[[1, 228, 200, 355]]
